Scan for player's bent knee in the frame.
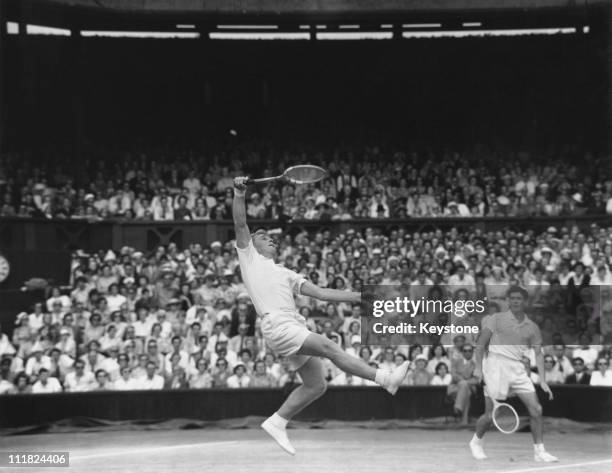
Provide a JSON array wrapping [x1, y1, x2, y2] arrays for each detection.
[[305, 379, 327, 398], [529, 403, 543, 417], [319, 338, 341, 360], [315, 381, 328, 398]]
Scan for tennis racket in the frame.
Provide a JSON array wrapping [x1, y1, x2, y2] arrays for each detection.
[[491, 399, 520, 434], [246, 165, 327, 185]]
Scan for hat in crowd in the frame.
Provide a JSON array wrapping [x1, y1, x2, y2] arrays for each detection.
[[350, 335, 361, 345], [434, 247, 447, 257], [233, 363, 246, 373], [372, 248, 382, 255], [176, 254, 186, 261], [223, 269, 233, 277], [60, 328, 71, 336], [415, 354, 428, 362], [541, 247, 553, 254], [315, 195, 327, 206], [123, 277, 135, 286], [497, 196, 510, 206], [104, 250, 117, 261], [120, 246, 131, 255], [160, 264, 174, 274], [547, 226, 558, 233], [237, 292, 250, 300], [211, 241, 222, 249], [166, 298, 180, 307], [84, 193, 95, 201]]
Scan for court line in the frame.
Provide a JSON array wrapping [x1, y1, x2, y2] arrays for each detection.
[[500, 458, 612, 473], [71, 440, 242, 461]]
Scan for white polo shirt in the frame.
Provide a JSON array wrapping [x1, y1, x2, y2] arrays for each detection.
[[32, 377, 62, 394], [236, 239, 306, 316], [484, 310, 542, 361]]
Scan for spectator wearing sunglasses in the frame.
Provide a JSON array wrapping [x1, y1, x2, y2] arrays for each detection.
[[565, 357, 591, 385], [590, 358, 612, 386]]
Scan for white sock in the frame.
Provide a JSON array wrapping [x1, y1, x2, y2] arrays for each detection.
[[269, 412, 288, 429], [534, 443, 545, 452], [374, 369, 389, 387], [471, 434, 483, 444]]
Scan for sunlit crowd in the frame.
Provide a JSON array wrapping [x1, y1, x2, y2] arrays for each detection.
[[0, 222, 611, 395]]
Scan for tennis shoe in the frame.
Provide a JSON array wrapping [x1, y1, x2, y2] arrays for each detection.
[[261, 417, 296, 456], [469, 439, 487, 460], [534, 450, 558, 462], [383, 361, 410, 395]]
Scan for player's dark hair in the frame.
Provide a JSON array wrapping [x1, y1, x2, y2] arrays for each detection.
[[506, 286, 528, 299]]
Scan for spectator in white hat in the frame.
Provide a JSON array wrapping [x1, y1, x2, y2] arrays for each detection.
[[409, 354, 433, 385]]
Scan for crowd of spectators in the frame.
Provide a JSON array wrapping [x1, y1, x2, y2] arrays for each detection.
[[0, 146, 611, 221], [0, 220, 611, 396]]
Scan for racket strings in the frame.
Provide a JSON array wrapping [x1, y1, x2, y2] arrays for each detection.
[[285, 165, 327, 184], [493, 404, 519, 434]]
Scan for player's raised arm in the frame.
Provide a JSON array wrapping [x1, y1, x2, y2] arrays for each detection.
[[300, 280, 361, 304], [233, 177, 251, 249]]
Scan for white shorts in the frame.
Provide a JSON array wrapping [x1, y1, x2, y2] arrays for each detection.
[[261, 311, 312, 371], [483, 352, 535, 400]]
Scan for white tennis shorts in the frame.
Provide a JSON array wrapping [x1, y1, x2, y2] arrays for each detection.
[[261, 311, 312, 370], [483, 352, 535, 400]]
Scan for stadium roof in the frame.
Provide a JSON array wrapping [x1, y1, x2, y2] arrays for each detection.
[[3, 0, 606, 33]]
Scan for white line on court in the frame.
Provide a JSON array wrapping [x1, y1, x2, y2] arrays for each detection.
[[71, 440, 242, 461], [500, 458, 612, 473]]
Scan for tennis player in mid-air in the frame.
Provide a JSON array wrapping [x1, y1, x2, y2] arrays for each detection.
[[232, 176, 410, 455], [470, 286, 558, 462]]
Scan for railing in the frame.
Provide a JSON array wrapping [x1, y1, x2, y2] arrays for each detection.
[[1, 385, 610, 428]]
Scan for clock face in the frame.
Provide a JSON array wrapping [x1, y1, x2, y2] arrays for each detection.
[[0, 255, 9, 283]]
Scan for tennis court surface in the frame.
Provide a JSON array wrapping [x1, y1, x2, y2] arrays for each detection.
[[2, 422, 611, 473]]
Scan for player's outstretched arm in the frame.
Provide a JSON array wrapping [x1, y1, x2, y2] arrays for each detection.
[[233, 177, 251, 249], [300, 281, 361, 303]]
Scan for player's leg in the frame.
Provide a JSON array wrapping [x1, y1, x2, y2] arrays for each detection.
[[516, 391, 558, 462], [262, 357, 326, 455], [470, 395, 493, 460], [297, 332, 409, 394], [277, 356, 327, 419], [453, 380, 471, 424], [475, 396, 494, 438]]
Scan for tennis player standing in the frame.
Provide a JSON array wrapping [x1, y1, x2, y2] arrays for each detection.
[[232, 176, 410, 455], [470, 286, 558, 462]]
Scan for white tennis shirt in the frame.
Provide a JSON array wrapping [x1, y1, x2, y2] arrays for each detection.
[[236, 239, 306, 316], [484, 310, 542, 361]]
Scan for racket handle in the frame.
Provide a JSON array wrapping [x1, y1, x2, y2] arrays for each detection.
[[246, 176, 279, 185]]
